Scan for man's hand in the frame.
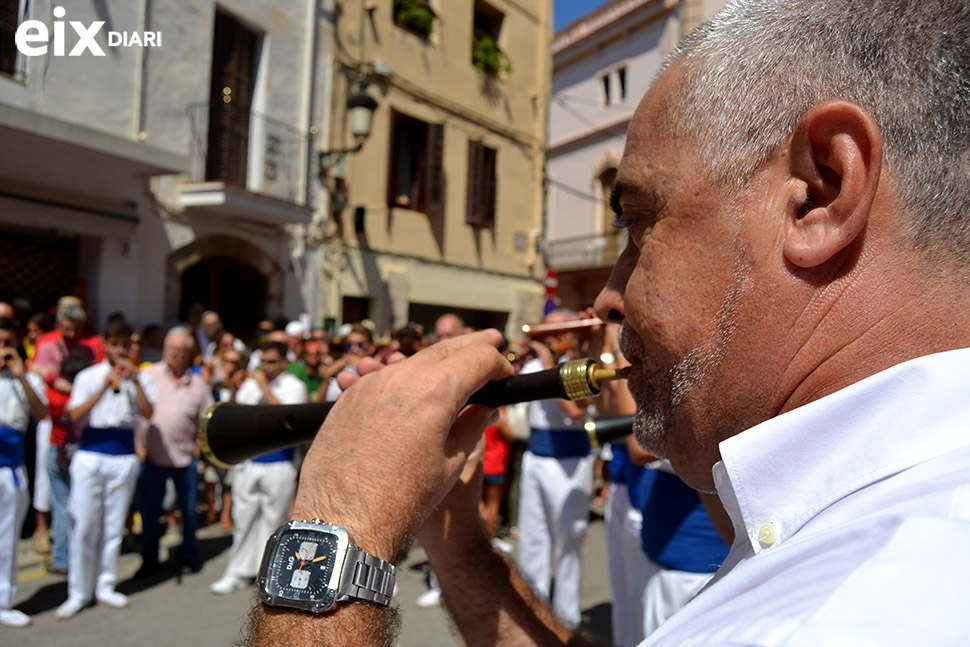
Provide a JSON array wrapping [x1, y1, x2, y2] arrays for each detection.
[[103, 364, 124, 390], [227, 369, 246, 389], [247, 369, 270, 389], [291, 330, 513, 563], [528, 339, 557, 370], [417, 434, 489, 556], [115, 357, 139, 379], [0, 348, 24, 377], [577, 306, 607, 360]]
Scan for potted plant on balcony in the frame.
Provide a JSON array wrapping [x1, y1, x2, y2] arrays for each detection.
[[472, 34, 511, 74], [394, 0, 436, 39]]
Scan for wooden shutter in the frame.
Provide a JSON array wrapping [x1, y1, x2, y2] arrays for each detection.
[[466, 141, 496, 228], [466, 140, 485, 226], [207, 11, 257, 186], [482, 146, 496, 228], [386, 110, 400, 207], [424, 122, 445, 217]]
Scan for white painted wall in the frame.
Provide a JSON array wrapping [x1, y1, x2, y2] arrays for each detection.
[[0, 0, 335, 332], [547, 5, 676, 248]]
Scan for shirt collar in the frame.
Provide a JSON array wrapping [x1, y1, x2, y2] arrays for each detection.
[[714, 348, 970, 555], [161, 363, 192, 385]]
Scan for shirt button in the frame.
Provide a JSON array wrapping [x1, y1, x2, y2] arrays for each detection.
[[757, 522, 778, 547]]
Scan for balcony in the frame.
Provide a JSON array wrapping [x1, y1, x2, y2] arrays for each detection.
[[545, 230, 626, 271], [176, 102, 313, 226]]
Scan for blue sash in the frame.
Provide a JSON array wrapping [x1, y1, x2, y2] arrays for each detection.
[[251, 447, 295, 463], [0, 423, 25, 484], [640, 470, 729, 573], [609, 442, 630, 486], [79, 427, 135, 455], [528, 427, 590, 459]]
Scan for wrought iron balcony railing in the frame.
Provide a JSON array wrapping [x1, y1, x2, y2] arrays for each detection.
[[545, 230, 627, 271], [186, 102, 311, 206]]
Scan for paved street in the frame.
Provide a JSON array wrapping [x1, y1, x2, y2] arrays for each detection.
[[8, 514, 612, 646]]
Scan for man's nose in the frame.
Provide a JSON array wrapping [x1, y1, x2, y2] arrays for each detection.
[[594, 242, 637, 324]]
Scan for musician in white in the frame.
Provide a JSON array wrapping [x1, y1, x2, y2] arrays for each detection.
[[0, 317, 47, 628]]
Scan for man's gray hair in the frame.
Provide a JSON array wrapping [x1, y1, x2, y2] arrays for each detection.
[[55, 304, 87, 324], [164, 326, 194, 348], [665, 0, 970, 263]]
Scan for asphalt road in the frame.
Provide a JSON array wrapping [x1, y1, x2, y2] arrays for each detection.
[[8, 514, 612, 646]]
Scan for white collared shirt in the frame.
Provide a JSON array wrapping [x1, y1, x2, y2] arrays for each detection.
[[68, 360, 158, 429], [522, 357, 588, 430], [0, 369, 47, 431], [642, 348, 970, 646], [235, 371, 308, 406]]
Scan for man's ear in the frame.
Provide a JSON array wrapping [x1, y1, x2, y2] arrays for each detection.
[[784, 101, 883, 268]]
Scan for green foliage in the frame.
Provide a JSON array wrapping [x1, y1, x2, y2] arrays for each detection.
[[472, 34, 511, 74], [393, 0, 436, 39]]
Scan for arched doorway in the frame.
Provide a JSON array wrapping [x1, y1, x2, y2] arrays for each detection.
[[167, 235, 283, 341], [179, 257, 268, 338]]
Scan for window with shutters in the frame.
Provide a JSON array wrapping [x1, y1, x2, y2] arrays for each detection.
[[206, 10, 260, 187], [387, 110, 444, 216], [0, 0, 27, 78], [466, 141, 496, 228]]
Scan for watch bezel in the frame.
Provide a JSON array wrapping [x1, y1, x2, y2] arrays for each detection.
[[257, 520, 351, 614]]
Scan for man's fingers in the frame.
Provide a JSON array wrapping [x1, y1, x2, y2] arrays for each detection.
[[406, 329, 504, 366], [446, 404, 498, 470], [335, 370, 359, 392], [355, 357, 385, 376]]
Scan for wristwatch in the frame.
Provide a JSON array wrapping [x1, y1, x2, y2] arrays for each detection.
[[257, 519, 397, 614]]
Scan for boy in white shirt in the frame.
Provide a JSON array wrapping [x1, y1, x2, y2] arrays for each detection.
[[57, 320, 156, 619]]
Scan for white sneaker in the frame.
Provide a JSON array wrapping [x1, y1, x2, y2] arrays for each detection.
[[210, 574, 249, 595], [415, 587, 442, 608], [96, 590, 130, 608], [0, 609, 31, 628], [56, 597, 87, 620]]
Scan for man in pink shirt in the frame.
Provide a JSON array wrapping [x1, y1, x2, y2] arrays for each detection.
[[135, 327, 213, 578]]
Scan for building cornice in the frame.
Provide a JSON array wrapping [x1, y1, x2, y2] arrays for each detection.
[[553, 0, 674, 55]]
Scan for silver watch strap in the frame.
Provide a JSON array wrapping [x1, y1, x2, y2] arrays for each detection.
[[337, 546, 396, 606]]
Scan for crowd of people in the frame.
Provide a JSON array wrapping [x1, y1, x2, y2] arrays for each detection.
[[0, 296, 472, 623], [0, 293, 728, 640]]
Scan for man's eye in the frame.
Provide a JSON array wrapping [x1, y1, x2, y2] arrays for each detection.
[[612, 216, 631, 231]]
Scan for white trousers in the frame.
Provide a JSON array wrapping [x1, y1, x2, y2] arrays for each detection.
[[0, 466, 28, 610], [33, 419, 52, 513], [516, 450, 594, 628], [224, 461, 296, 579], [606, 483, 657, 647], [67, 450, 139, 602], [641, 566, 713, 637]]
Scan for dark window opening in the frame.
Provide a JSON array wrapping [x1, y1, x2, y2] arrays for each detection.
[[472, 0, 507, 72], [617, 66, 627, 101], [180, 257, 267, 338], [206, 10, 259, 187], [341, 296, 370, 326], [1, 0, 24, 77], [466, 141, 497, 229], [601, 74, 611, 106], [473, 0, 503, 40], [387, 110, 444, 216]]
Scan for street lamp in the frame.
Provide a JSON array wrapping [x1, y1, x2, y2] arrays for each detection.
[[318, 87, 379, 179]]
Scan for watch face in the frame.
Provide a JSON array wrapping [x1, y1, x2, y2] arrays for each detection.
[[260, 525, 342, 612]]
